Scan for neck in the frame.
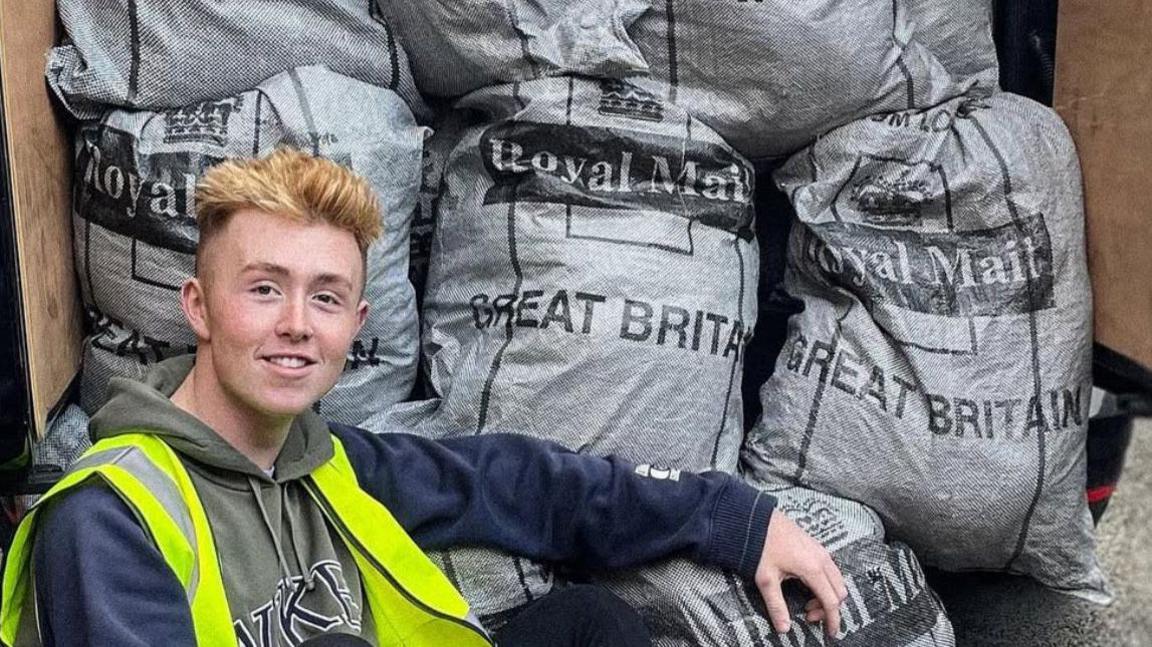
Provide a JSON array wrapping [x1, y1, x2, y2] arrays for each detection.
[[170, 355, 293, 471]]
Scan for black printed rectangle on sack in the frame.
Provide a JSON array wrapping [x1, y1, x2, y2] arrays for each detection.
[[802, 212, 1056, 318], [479, 121, 753, 234]]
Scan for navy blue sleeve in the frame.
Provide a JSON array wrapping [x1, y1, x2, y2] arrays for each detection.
[[31, 481, 196, 647], [331, 425, 775, 579]]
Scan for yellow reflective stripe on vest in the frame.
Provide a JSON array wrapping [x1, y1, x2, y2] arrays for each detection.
[[98, 434, 235, 645], [1, 449, 198, 645], [0, 435, 235, 647], [70, 446, 203, 595], [308, 438, 493, 646]]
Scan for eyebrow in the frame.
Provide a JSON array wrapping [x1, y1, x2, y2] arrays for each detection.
[[241, 262, 355, 291], [242, 262, 290, 277]]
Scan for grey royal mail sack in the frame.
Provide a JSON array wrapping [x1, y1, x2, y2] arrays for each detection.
[[626, 0, 997, 161], [408, 76, 758, 614], [410, 114, 471, 308], [743, 91, 1111, 602], [376, 0, 650, 98], [906, 0, 999, 89], [49, 0, 428, 120], [73, 66, 424, 426], [600, 482, 955, 647]]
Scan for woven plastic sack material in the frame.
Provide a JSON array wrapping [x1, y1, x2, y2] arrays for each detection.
[[744, 91, 1111, 603], [377, 0, 649, 98], [413, 75, 758, 614], [908, 0, 999, 89], [12, 406, 94, 514], [410, 115, 472, 308], [49, 1, 427, 120], [602, 483, 954, 647], [34, 405, 92, 472], [73, 66, 424, 427], [627, 0, 994, 161]]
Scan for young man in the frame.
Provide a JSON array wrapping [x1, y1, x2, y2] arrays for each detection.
[[0, 149, 846, 647]]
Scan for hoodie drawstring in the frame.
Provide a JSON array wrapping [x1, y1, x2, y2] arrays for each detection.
[[283, 486, 317, 591], [248, 476, 295, 585]]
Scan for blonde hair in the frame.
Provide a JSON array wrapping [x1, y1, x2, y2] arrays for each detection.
[[194, 148, 381, 271]]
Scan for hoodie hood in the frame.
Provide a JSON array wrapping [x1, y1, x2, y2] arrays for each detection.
[[90, 355, 334, 482]]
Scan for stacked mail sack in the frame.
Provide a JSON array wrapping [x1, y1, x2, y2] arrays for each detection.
[[377, 0, 650, 98], [411, 74, 758, 616], [743, 91, 1111, 603], [72, 66, 426, 427], [382, 0, 651, 310], [409, 113, 472, 309], [49, 0, 427, 120], [603, 482, 954, 647], [377, 1, 957, 641], [422, 76, 757, 467], [626, 0, 998, 160]]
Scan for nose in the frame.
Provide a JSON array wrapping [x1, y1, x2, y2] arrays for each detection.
[[275, 298, 313, 341]]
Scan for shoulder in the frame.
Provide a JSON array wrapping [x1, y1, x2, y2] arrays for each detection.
[[32, 478, 156, 588], [328, 421, 371, 449], [327, 422, 379, 473], [36, 478, 144, 545], [30, 479, 197, 646]]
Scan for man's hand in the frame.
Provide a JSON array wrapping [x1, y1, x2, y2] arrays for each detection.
[[754, 509, 848, 638]]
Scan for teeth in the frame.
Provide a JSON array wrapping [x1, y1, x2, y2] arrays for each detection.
[[267, 356, 307, 368]]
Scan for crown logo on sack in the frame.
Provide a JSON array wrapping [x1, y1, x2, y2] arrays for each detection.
[[163, 97, 244, 146], [850, 174, 930, 225], [598, 79, 663, 122]]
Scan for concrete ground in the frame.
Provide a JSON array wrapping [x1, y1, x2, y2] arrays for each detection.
[[928, 418, 1151, 647]]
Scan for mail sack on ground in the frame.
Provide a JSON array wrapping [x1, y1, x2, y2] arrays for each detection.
[[377, 0, 649, 98], [72, 66, 424, 427], [743, 90, 1111, 603], [49, 0, 427, 120], [626, 0, 997, 161], [601, 483, 955, 647], [406, 75, 759, 614]]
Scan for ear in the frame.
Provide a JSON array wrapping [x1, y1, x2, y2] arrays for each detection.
[[181, 277, 212, 342], [355, 299, 369, 332]]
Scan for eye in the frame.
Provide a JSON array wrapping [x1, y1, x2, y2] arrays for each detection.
[[314, 292, 342, 306], [251, 283, 279, 297]]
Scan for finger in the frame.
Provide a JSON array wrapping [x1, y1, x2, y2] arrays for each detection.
[[825, 557, 848, 601], [803, 597, 825, 622], [805, 572, 843, 638], [759, 578, 792, 634]]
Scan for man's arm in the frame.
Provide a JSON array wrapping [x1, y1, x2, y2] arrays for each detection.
[[30, 482, 196, 647], [333, 425, 772, 576], [332, 425, 847, 636]]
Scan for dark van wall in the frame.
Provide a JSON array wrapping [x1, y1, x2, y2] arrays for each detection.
[[994, 0, 1059, 106]]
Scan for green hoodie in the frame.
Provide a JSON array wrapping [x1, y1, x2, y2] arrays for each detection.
[[90, 355, 377, 645]]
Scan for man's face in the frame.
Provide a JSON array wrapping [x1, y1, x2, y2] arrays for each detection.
[[183, 209, 368, 419]]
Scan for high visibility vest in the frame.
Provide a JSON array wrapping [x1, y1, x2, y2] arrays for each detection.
[[0, 433, 492, 647]]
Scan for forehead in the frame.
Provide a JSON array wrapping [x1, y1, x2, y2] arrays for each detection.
[[204, 209, 363, 285]]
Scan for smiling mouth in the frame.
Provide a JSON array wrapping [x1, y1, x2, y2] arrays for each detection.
[[263, 356, 316, 369]]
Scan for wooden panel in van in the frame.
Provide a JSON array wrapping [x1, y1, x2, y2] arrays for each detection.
[[0, 0, 83, 437], [1054, 0, 1152, 384]]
